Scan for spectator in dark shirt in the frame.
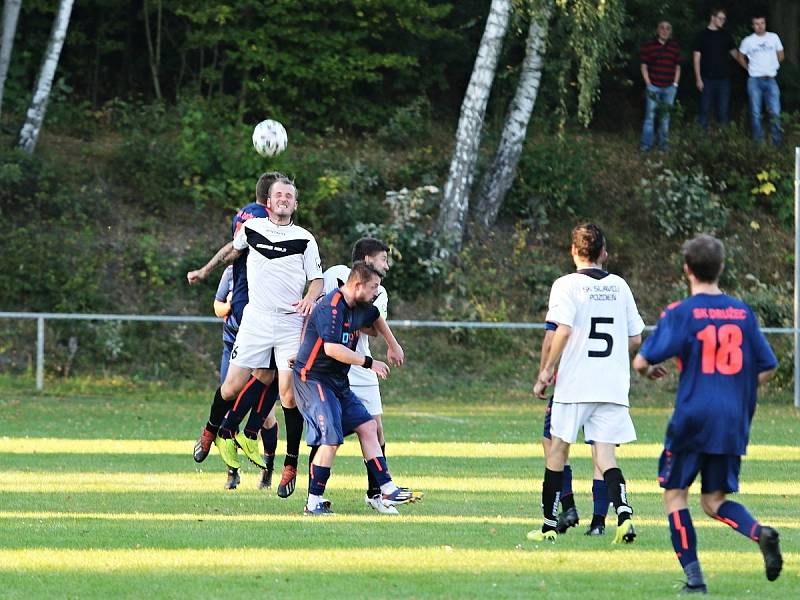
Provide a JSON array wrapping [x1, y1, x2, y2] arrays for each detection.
[[692, 7, 737, 129], [640, 20, 681, 152]]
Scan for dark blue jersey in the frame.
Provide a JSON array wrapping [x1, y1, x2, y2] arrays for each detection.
[[230, 202, 269, 322], [640, 293, 777, 455], [294, 289, 380, 393]]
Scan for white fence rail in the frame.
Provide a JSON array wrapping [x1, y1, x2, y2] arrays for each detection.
[[0, 312, 797, 405]]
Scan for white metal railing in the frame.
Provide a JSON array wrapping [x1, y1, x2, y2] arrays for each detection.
[[0, 311, 797, 404]]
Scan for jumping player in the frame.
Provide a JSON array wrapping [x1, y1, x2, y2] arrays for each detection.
[[212, 265, 280, 489], [293, 262, 418, 515], [187, 178, 323, 497], [192, 173, 283, 489], [529, 223, 644, 544], [323, 238, 405, 514], [633, 234, 781, 593]]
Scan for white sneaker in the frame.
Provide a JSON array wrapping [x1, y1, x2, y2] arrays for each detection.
[[365, 493, 399, 515]]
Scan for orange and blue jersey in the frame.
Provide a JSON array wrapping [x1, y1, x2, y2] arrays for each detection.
[[640, 293, 777, 455], [230, 202, 269, 323], [293, 289, 380, 394]]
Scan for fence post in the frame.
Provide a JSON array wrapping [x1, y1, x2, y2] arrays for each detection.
[[36, 317, 45, 392], [795, 147, 799, 409]]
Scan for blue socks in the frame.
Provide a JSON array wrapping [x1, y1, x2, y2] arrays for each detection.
[[716, 500, 762, 541], [669, 509, 704, 588], [308, 464, 330, 497], [592, 478, 609, 517], [560, 465, 575, 510], [365, 456, 392, 487]]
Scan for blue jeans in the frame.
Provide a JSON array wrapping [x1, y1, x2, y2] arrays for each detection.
[[747, 76, 781, 145], [640, 84, 678, 151], [698, 77, 730, 129]]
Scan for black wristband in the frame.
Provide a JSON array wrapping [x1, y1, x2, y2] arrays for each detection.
[[362, 355, 373, 369]]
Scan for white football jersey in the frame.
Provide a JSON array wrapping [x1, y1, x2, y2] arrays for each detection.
[[233, 218, 323, 314], [323, 264, 388, 387], [546, 270, 644, 406]]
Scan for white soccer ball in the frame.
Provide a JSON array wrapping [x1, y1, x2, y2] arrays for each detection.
[[252, 119, 288, 157]]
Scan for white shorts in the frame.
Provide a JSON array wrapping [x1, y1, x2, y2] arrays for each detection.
[[550, 402, 636, 445], [230, 306, 303, 371], [350, 385, 382, 416]]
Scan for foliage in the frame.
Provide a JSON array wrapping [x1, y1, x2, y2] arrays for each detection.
[[639, 163, 728, 238], [355, 185, 447, 300], [501, 135, 597, 223]]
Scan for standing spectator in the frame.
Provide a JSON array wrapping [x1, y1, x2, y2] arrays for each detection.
[[639, 21, 681, 152], [737, 14, 784, 145], [693, 7, 737, 129]]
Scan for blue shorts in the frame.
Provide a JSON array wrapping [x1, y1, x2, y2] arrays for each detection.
[[293, 377, 373, 446], [542, 397, 594, 445], [658, 449, 741, 493]]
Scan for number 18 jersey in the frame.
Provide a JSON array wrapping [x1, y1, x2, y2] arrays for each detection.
[[639, 293, 777, 455], [546, 269, 645, 407]]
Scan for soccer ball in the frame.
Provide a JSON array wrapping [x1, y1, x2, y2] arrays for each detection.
[[252, 119, 288, 157]]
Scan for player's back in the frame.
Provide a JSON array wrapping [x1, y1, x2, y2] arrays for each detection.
[[549, 269, 644, 406], [648, 293, 777, 454]]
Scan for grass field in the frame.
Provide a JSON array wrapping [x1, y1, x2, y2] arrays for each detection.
[[0, 374, 797, 599]]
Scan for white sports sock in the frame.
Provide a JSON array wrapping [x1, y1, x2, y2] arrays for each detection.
[[307, 493, 323, 510], [380, 481, 398, 495]]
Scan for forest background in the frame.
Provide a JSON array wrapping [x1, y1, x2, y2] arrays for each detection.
[[0, 0, 797, 392]]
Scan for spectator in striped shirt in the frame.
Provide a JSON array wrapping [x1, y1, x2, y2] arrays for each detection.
[[639, 21, 681, 152]]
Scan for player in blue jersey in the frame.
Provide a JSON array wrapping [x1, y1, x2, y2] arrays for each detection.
[[633, 235, 781, 593], [292, 261, 419, 515], [537, 323, 609, 535], [213, 266, 279, 489]]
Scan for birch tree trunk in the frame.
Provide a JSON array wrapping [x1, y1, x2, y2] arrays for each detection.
[[435, 0, 511, 254], [18, 0, 74, 154], [0, 0, 23, 117], [476, 4, 551, 227]]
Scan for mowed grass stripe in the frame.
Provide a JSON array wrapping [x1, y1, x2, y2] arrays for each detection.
[[3, 511, 799, 529], [1, 471, 797, 495], [0, 548, 795, 575], [2, 438, 799, 461]]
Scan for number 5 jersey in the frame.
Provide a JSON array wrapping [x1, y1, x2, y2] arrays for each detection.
[[545, 268, 645, 407]]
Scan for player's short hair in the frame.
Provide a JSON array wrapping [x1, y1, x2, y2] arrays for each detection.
[[710, 6, 726, 17], [571, 223, 606, 262], [348, 261, 382, 285], [352, 238, 389, 263], [256, 172, 284, 201], [751, 13, 766, 21], [268, 177, 298, 200], [682, 235, 725, 283]]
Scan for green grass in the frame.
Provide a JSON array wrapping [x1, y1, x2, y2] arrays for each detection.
[[0, 374, 797, 599]]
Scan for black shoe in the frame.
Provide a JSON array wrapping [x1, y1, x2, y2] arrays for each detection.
[[679, 582, 707, 594], [758, 526, 783, 581], [556, 507, 579, 534], [259, 457, 274, 490], [585, 523, 605, 536], [224, 467, 240, 490], [277, 464, 297, 498]]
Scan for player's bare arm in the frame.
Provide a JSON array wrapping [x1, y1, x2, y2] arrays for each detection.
[[371, 316, 404, 366], [537, 324, 571, 392], [758, 368, 777, 385], [533, 329, 554, 399], [186, 242, 241, 284], [293, 278, 323, 315], [692, 51, 703, 91], [323, 342, 390, 379], [632, 353, 667, 380], [628, 334, 642, 355]]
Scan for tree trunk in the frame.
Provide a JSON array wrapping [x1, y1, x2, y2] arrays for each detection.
[[142, 0, 163, 101], [435, 0, 511, 254], [0, 0, 23, 117], [18, 0, 74, 154], [476, 4, 551, 227], [770, 0, 798, 65]]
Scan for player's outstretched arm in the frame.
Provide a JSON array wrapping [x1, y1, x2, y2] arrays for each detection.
[[632, 353, 667, 380], [371, 316, 404, 366], [323, 343, 390, 379], [186, 242, 241, 285]]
